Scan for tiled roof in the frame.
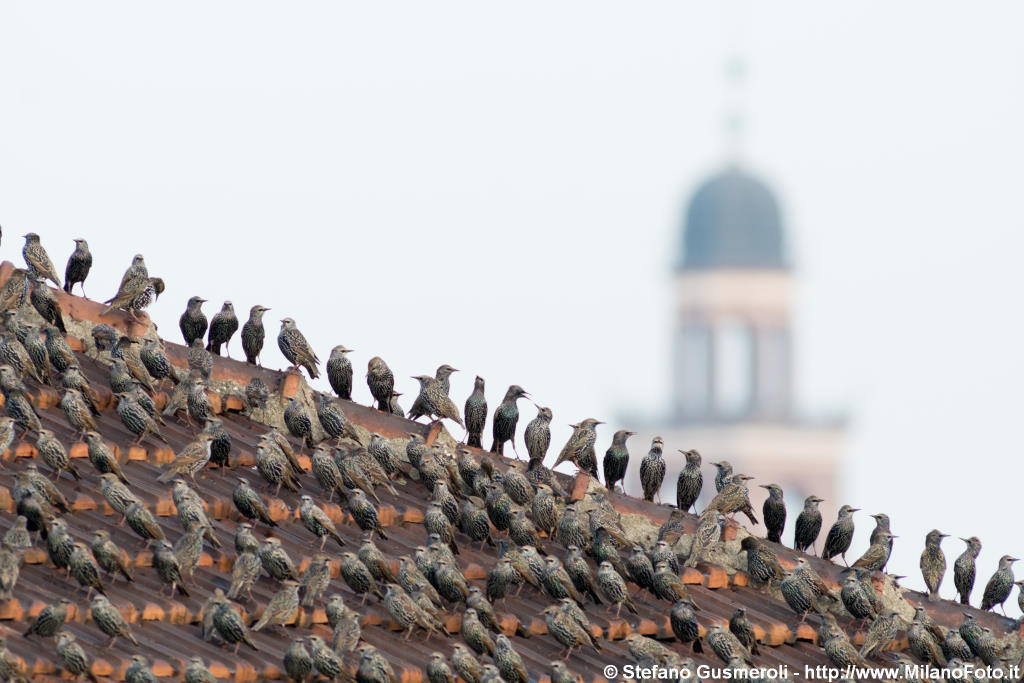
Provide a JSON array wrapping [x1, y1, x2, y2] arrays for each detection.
[[0, 260, 1016, 682]]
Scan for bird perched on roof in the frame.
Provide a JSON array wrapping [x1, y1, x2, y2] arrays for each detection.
[[409, 364, 458, 419], [652, 560, 697, 606], [411, 374, 465, 428], [793, 495, 824, 554], [707, 622, 754, 666], [85, 432, 129, 484], [554, 418, 602, 479], [667, 597, 704, 654], [821, 505, 859, 565], [233, 305, 269, 367], [493, 635, 528, 683], [125, 655, 157, 683], [602, 429, 634, 492], [90, 595, 138, 646], [124, 500, 165, 546], [184, 657, 216, 683], [953, 537, 981, 606], [152, 540, 190, 597], [245, 376, 269, 418], [5, 386, 41, 434], [366, 356, 394, 412], [0, 271, 30, 317], [278, 318, 320, 379], [102, 276, 164, 320], [709, 461, 732, 493], [980, 554, 1017, 613], [706, 474, 758, 526], [29, 276, 66, 333], [157, 433, 214, 483], [259, 537, 299, 583], [450, 644, 483, 683], [179, 297, 208, 346], [907, 606, 946, 667], [384, 583, 442, 639], [22, 233, 61, 287], [852, 531, 896, 572], [542, 603, 601, 658], [255, 442, 302, 496], [425, 652, 455, 683], [357, 644, 399, 683], [840, 570, 879, 623], [868, 512, 892, 547], [91, 530, 134, 583], [685, 510, 726, 568], [22, 324, 51, 384], [461, 607, 496, 657], [348, 488, 389, 540], [56, 632, 98, 683], [23, 597, 71, 639], [227, 550, 261, 601], [212, 595, 259, 654], [187, 338, 213, 380], [34, 428, 78, 481], [638, 436, 666, 502], [920, 529, 949, 603], [757, 484, 786, 544], [463, 375, 487, 449], [522, 404, 552, 461], [299, 495, 346, 550], [339, 551, 383, 603], [116, 392, 169, 444], [2, 517, 31, 554], [305, 635, 343, 680], [252, 580, 300, 632], [860, 611, 902, 660], [63, 238, 93, 297], [284, 397, 315, 448], [489, 385, 529, 457], [206, 301, 238, 357], [596, 561, 637, 617], [779, 570, 815, 622], [283, 638, 313, 683], [316, 347, 354, 404]]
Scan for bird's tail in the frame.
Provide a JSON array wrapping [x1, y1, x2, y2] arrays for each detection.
[[467, 434, 482, 449]]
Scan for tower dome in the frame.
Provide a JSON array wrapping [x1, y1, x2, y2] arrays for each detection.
[[678, 167, 787, 270]]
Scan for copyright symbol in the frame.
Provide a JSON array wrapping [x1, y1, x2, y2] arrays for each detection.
[[603, 665, 618, 679]]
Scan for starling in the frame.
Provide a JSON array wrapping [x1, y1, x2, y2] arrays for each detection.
[[153, 539, 190, 597], [685, 509, 726, 568], [759, 484, 786, 544], [852, 531, 897, 572], [652, 561, 696, 605], [157, 433, 214, 482], [426, 652, 455, 683], [425, 501, 459, 555], [229, 479, 276, 530], [99, 472, 142, 519], [840, 573, 878, 622], [56, 632, 98, 682], [125, 655, 158, 683], [954, 537, 981, 606], [793, 495, 824, 554], [524, 404, 552, 464], [24, 462, 69, 511], [123, 500, 164, 546], [44, 519, 74, 571], [821, 626, 867, 669], [284, 396, 315, 448], [174, 525, 207, 580], [91, 530, 134, 583], [707, 623, 754, 666], [779, 571, 815, 621], [555, 503, 589, 549], [920, 529, 949, 602], [409, 364, 457, 418], [34, 429, 77, 482], [339, 448, 391, 502], [234, 522, 260, 554], [622, 545, 654, 593], [108, 358, 136, 395], [0, 417, 14, 458], [384, 583, 442, 639], [207, 300, 238, 356], [366, 356, 394, 411], [411, 375, 465, 428], [602, 429, 634, 492], [942, 627, 973, 662], [860, 611, 902, 659], [299, 495, 347, 549], [460, 497, 495, 549], [980, 554, 1017, 613], [367, 433, 400, 477], [869, 512, 892, 546], [488, 556, 524, 603], [670, 449, 702, 514], [489, 385, 529, 456], [706, 474, 758, 526], [821, 504, 859, 564], [90, 595, 138, 646], [348, 489, 389, 539], [278, 317, 320, 379], [202, 416, 232, 469], [405, 433, 428, 471], [252, 580, 300, 632], [451, 644, 483, 683], [0, 542, 21, 600], [5, 387, 40, 434], [0, 638, 25, 683], [0, 334, 40, 384], [307, 635, 343, 680], [707, 462, 732, 495], [22, 233, 61, 287], [461, 607, 496, 656], [398, 556, 442, 607], [242, 307, 271, 367], [86, 433, 128, 483], [29, 276, 66, 332], [316, 394, 358, 445], [907, 606, 946, 666], [179, 296, 208, 346], [227, 550, 261, 600], [458, 375, 488, 449], [387, 390, 404, 417], [340, 551, 383, 603], [63, 238, 92, 296], [284, 638, 313, 683], [0, 270, 29, 314], [326, 345, 354, 399], [116, 392, 168, 444], [358, 537, 397, 584], [357, 644, 398, 683], [596, 561, 637, 617], [507, 508, 540, 549], [554, 418, 602, 478], [541, 604, 601, 657], [58, 389, 95, 441], [22, 323, 52, 383], [493, 635, 528, 683], [260, 537, 299, 582], [670, 598, 704, 653], [184, 657, 217, 683], [2, 516, 31, 553], [246, 376, 269, 417], [212, 595, 259, 653], [729, 607, 760, 656], [42, 325, 74, 375], [639, 436, 666, 502], [255, 442, 302, 495], [549, 662, 580, 683], [101, 275, 164, 319], [958, 613, 984, 657], [23, 597, 71, 638]]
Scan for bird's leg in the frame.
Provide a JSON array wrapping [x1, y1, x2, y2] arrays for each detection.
[[320, 537, 327, 551]]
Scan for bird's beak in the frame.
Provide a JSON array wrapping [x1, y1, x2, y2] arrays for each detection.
[[758, 485, 770, 490], [850, 508, 861, 513], [960, 538, 969, 542]]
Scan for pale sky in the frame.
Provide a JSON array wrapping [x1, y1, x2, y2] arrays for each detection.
[[3, 2, 1024, 613]]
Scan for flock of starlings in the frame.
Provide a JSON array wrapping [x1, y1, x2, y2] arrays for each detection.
[[0, 230, 1015, 682]]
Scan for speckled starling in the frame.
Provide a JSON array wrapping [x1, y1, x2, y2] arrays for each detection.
[[457, 497, 494, 549], [942, 627, 973, 662], [635, 436, 666, 502], [821, 504, 859, 565], [278, 317, 320, 379], [868, 512, 892, 546], [0, 335, 41, 385], [282, 397, 314, 448], [758, 484, 786, 544], [489, 385, 529, 456], [339, 448, 391, 501], [426, 652, 455, 683], [779, 571, 815, 621], [320, 345, 355, 401], [245, 376, 269, 417], [62, 238, 92, 296], [706, 473, 758, 526], [523, 405, 552, 464], [23, 462, 69, 511], [483, 556, 520, 604], [451, 644, 483, 683], [229, 477, 274, 527], [0, 543, 21, 600], [455, 375, 487, 449], [153, 539, 189, 597], [0, 417, 14, 459], [22, 233, 60, 286], [184, 657, 216, 683], [652, 560, 696, 606], [954, 537, 981, 606], [56, 632, 98, 682], [348, 489, 389, 540], [125, 655, 157, 683], [22, 324, 52, 384], [460, 607, 496, 656], [340, 551, 383, 603], [23, 597, 71, 638], [212, 595, 259, 653], [259, 537, 299, 582], [101, 275, 164, 319], [601, 429, 634, 492], [44, 519, 73, 571], [706, 623, 754, 666], [30, 277, 66, 333], [685, 510, 725, 568], [234, 522, 260, 554], [980, 554, 1017, 613], [315, 396, 357, 446], [179, 296, 208, 346], [98, 474, 140, 522], [187, 339, 213, 380], [907, 606, 946, 666], [364, 356, 393, 412], [596, 561, 637, 617], [860, 611, 901, 659], [549, 661, 581, 683], [3, 516, 31, 553], [84, 433, 127, 484], [252, 580, 300, 632], [206, 301, 238, 356], [284, 638, 313, 683], [174, 524, 207, 580], [227, 550, 261, 600], [90, 594, 138, 646], [384, 583, 442, 639], [493, 635, 528, 683], [793, 495, 824, 554], [554, 418, 602, 479], [299, 495, 346, 549], [542, 604, 601, 657], [91, 531, 133, 583], [670, 598, 703, 652], [40, 326, 72, 377], [840, 573, 878, 622], [116, 392, 168, 444], [411, 374, 465, 428], [852, 531, 896, 572], [255, 442, 301, 495], [821, 626, 867, 669], [708, 462, 731, 493], [157, 433, 213, 483], [354, 538, 394, 586], [919, 529, 949, 602], [5, 386, 40, 434], [358, 643, 399, 683], [307, 635, 342, 679], [34, 428, 76, 481], [728, 607, 761, 656]]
